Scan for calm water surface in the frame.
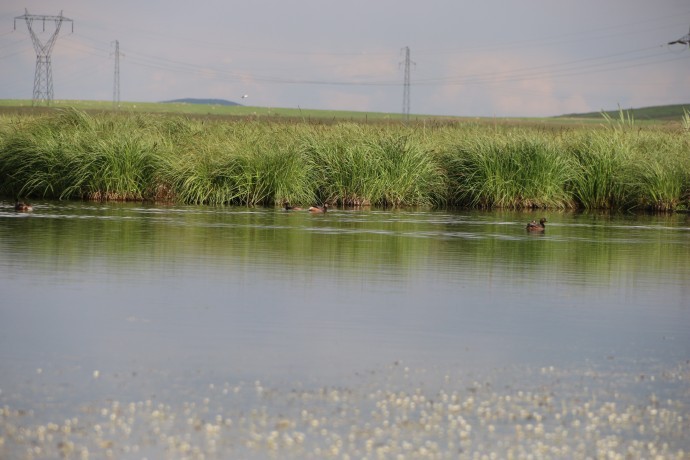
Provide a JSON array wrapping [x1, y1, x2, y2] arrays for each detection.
[[1, 201, 689, 458]]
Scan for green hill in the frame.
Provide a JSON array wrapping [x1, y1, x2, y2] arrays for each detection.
[[161, 98, 242, 106], [557, 103, 690, 121]]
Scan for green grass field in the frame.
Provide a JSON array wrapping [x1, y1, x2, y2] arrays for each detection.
[[0, 99, 432, 123], [1, 102, 688, 211], [2, 98, 668, 127]]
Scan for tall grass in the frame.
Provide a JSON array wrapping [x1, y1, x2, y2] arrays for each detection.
[[1, 109, 689, 211], [162, 122, 315, 206], [565, 109, 690, 210], [564, 131, 633, 209], [626, 132, 690, 211], [0, 109, 164, 200], [444, 131, 575, 209], [302, 124, 445, 207]]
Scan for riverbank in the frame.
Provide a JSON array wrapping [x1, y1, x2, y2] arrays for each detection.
[[1, 108, 688, 211]]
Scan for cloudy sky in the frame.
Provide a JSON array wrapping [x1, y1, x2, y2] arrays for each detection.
[[1, 0, 689, 117]]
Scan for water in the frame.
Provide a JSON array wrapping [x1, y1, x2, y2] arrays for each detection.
[[1, 201, 689, 458]]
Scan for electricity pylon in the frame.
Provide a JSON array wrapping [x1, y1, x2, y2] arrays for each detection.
[[14, 9, 74, 106], [669, 25, 690, 46], [401, 46, 413, 122], [112, 40, 122, 109]]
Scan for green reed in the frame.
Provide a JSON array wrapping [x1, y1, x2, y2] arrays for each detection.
[[444, 131, 575, 209], [0, 109, 164, 200], [625, 132, 690, 211], [564, 112, 690, 211], [162, 122, 315, 206], [301, 124, 445, 207], [564, 131, 632, 209], [1, 109, 688, 211]]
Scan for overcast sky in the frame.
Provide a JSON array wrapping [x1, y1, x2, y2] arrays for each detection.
[[1, 0, 689, 117]]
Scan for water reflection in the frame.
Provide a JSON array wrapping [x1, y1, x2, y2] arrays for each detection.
[[1, 201, 689, 385]]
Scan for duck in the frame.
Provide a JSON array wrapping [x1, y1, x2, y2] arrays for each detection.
[[14, 200, 33, 212], [526, 217, 547, 231], [284, 202, 303, 211], [308, 203, 328, 213]]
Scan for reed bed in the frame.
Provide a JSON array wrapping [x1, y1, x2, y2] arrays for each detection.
[[1, 108, 688, 211], [443, 130, 576, 209], [161, 122, 314, 206], [0, 108, 165, 201], [301, 124, 445, 207]]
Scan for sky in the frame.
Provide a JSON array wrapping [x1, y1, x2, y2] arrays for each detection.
[[1, 0, 690, 117]]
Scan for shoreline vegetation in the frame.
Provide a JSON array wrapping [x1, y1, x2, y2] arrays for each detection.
[[0, 107, 688, 211]]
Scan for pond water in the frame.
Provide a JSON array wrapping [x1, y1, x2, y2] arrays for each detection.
[[1, 201, 689, 459]]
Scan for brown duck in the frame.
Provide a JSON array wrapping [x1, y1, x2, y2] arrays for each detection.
[[284, 202, 303, 211], [14, 200, 33, 212], [308, 204, 328, 213], [526, 217, 547, 231]]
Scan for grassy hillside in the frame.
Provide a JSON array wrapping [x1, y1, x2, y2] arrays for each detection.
[[161, 98, 242, 106], [557, 103, 690, 121]]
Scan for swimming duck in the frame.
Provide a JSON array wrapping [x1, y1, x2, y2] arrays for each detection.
[[526, 217, 547, 231], [284, 202, 303, 211], [14, 200, 33, 212], [308, 204, 328, 213]]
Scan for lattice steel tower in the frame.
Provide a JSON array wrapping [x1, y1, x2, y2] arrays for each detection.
[[401, 46, 413, 122], [669, 25, 690, 46], [112, 40, 121, 109], [14, 9, 74, 106]]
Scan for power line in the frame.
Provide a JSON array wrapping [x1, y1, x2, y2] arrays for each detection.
[[51, 25, 680, 89], [10, 25, 683, 98], [413, 46, 668, 87], [14, 9, 74, 106]]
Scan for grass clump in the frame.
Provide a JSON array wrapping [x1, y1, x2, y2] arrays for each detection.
[[445, 131, 575, 209], [164, 123, 314, 206], [66, 126, 163, 201], [302, 124, 445, 207], [0, 109, 163, 200], [565, 130, 633, 209], [564, 109, 689, 211], [625, 132, 690, 211]]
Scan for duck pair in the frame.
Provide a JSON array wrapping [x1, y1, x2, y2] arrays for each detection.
[[526, 217, 547, 231], [14, 200, 33, 212], [284, 203, 328, 213]]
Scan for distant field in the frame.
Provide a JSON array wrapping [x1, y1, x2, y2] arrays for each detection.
[[0, 99, 650, 128], [0, 99, 437, 123]]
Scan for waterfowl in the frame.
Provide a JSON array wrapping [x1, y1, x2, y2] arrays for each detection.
[[284, 202, 303, 211], [526, 217, 547, 231], [14, 200, 33, 212], [308, 204, 328, 213]]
